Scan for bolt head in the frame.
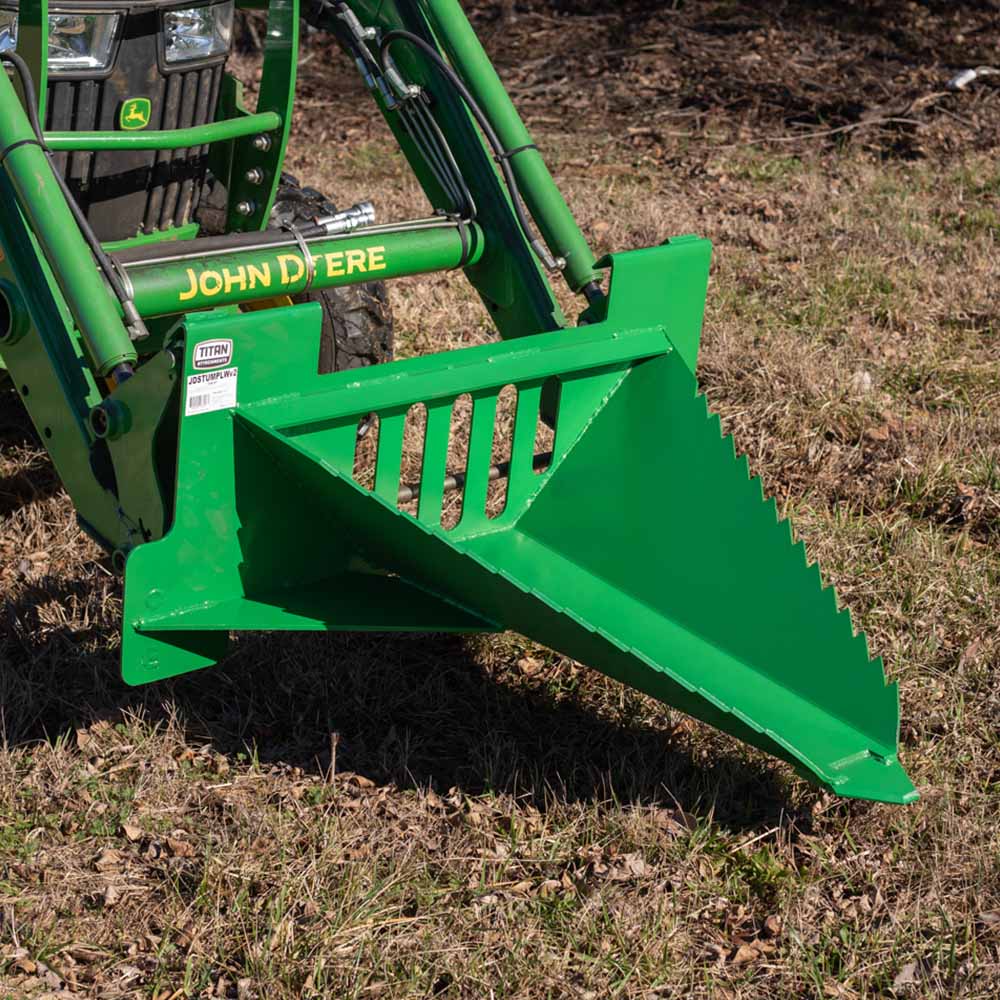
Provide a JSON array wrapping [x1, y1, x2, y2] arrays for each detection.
[[235, 200, 256, 217], [251, 133, 272, 151], [245, 167, 264, 185]]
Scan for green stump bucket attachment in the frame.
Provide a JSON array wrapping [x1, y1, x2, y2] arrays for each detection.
[[0, 0, 913, 804], [122, 240, 916, 804]]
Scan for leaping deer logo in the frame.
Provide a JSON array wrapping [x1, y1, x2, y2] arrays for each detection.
[[120, 98, 151, 131]]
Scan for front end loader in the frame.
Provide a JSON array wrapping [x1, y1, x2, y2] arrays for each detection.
[[0, 0, 916, 803]]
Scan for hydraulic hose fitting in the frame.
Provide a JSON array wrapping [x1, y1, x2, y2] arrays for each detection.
[[314, 201, 377, 235]]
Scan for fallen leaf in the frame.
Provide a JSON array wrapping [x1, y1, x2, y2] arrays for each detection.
[[849, 370, 874, 395], [763, 914, 783, 938], [610, 852, 649, 879], [892, 961, 920, 987], [730, 942, 759, 966], [63, 945, 107, 963], [93, 848, 123, 872], [120, 823, 143, 843], [652, 808, 698, 835], [166, 837, 196, 858], [517, 656, 544, 676], [958, 641, 982, 670], [474, 893, 499, 913]]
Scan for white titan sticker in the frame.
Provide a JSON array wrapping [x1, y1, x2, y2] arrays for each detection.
[[193, 338, 233, 369], [186, 367, 238, 416]]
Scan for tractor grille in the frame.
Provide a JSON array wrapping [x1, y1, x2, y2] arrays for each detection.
[[45, 64, 224, 243]]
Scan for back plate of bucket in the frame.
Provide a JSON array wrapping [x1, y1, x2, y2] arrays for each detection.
[[121, 238, 916, 804]]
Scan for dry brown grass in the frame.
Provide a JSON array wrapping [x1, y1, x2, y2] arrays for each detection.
[[2, 3, 1000, 997]]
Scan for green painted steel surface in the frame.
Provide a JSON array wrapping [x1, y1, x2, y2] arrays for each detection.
[[125, 223, 484, 316], [0, 167, 123, 548], [101, 222, 201, 255], [419, 0, 600, 293], [0, 63, 137, 376], [45, 112, 283, 152], [119, 241, 915, 804], [225, 0, 298, 232]]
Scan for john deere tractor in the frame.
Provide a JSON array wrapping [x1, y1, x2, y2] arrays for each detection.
[[0, 0, 393, 372], [0, 0, 916, 803]]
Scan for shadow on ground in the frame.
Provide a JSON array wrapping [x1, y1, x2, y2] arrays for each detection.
[[1, 566, 797, 834]]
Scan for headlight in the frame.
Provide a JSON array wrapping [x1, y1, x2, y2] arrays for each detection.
[[163, 2, 233, 65], [48, 14, 120, 72], [0, 11, 120, 74]]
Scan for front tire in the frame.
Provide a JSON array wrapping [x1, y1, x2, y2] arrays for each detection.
[[268, 176, 394, 374]]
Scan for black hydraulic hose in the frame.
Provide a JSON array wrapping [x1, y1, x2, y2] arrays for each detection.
[[378, 30, 560, 271], [325, 4, 476, 221], [399, 100, 466, 213], [412, 96, 477, 218], [0, 51, 148, 350]]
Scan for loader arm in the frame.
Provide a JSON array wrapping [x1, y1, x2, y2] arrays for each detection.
[[0, 0, 916, 803]]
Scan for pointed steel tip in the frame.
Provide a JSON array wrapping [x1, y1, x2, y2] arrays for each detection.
[[824, 752, 919, 805]]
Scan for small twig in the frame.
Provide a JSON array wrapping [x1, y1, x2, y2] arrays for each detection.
[[6, 905, 20, 949], [731, 825, 781, 853], [935, 105, 977, 128], [327, 731, 339, 786], [722, 116, 925, 148]]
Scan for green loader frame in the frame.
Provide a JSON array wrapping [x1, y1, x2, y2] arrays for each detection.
[[0, 0, 916, 803]]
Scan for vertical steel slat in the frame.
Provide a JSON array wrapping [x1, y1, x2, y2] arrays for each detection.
[[374, 409, 407, 504], [503, 382, 543, 514], [456, 391, 498, 531], [417, 399, 454, 525]]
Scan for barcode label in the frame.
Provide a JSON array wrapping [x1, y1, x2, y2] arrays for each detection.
[[185, 367, 238, 416]]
